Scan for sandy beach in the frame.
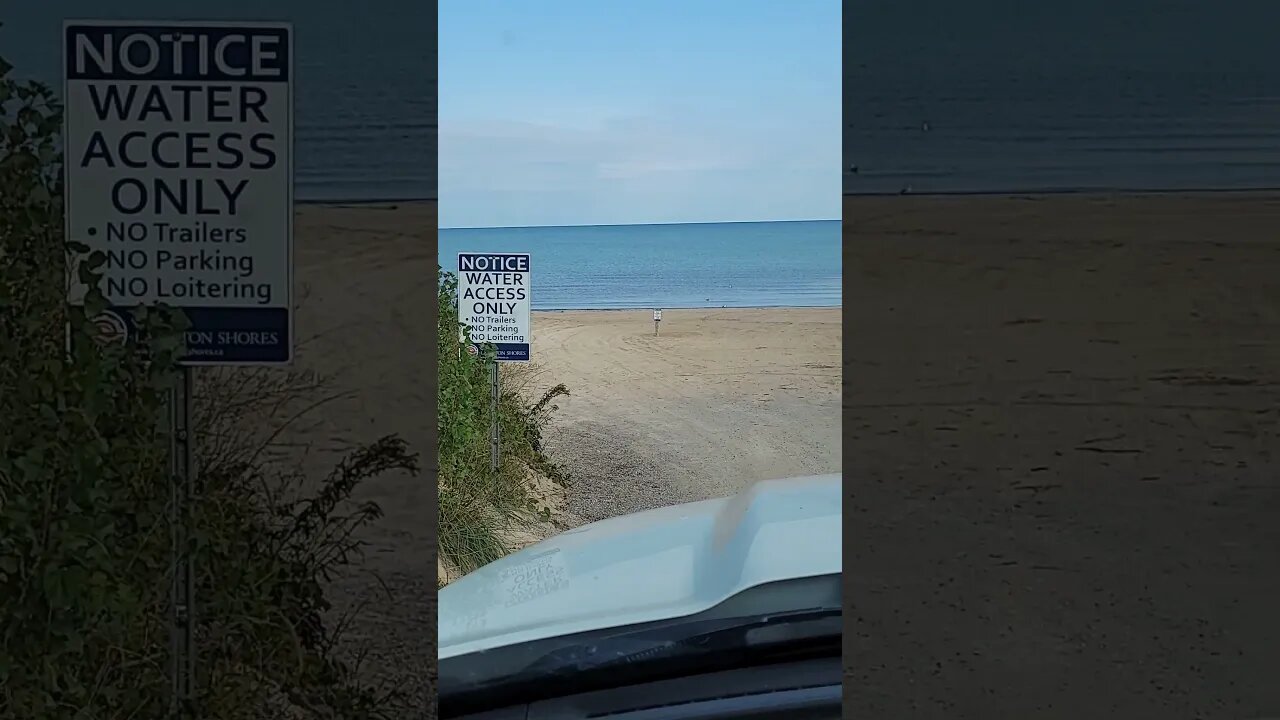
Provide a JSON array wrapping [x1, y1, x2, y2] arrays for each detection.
[[845, 192, 1280, 717], [533, 308, 842, 525], [245, 201, 437, 708]]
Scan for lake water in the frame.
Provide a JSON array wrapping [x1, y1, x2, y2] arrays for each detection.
[[440, 221, 841, 310], [1, 0, 436, 202], [846, 0, 1280, 194]]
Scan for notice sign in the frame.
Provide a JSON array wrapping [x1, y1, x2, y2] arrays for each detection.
[[63, 21, 293, 365], [457, 252, 531, 362]]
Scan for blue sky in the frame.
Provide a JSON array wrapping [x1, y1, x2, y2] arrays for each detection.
[[439, 0, 840, 228]]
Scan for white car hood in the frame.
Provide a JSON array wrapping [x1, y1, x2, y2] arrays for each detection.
[[438, 473, 842, 660]]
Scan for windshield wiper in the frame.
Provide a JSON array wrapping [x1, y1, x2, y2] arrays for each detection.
[[515, 608, 842, 677], [440, 605, 842, 717]]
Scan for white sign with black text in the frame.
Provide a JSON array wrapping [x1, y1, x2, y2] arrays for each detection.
[[64, 20, 294, 365], [457, 252, 531, 362]]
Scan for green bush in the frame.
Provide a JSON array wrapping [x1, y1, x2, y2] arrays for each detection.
[[0, 47, 416, 718], [437, 267, 568, 577]]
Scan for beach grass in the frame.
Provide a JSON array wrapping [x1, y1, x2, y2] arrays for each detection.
[[436, 268, 569, 582]]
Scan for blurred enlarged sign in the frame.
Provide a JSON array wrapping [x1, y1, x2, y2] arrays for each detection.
[[457, 252, 531, 362], [499, 549, 568, 607], [63, 20, 294, 365]]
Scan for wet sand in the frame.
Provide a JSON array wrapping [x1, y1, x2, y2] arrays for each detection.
[[845, 193, 1280, 717], [534, 307, 842, 526]]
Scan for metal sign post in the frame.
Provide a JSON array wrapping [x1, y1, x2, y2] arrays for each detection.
[[169, 367, 196, 717], [490, 360, 501, 474]]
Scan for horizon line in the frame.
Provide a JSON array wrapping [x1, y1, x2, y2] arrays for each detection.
[[841, 186, 1280, 198], [440, 217, 840, 230]]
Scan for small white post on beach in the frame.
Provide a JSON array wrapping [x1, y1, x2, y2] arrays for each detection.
[[653, 308, 662, 336]]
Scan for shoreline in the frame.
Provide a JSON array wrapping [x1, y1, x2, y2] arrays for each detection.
[[292, 186, 1280, 206], [442, 218, 837, 230], [532, 304, 841, 313]]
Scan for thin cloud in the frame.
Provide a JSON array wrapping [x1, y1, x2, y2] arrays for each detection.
[[438, 115, 837, 226]]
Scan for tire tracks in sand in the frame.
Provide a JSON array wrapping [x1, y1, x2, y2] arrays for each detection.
[[533, 308, 841, 526]]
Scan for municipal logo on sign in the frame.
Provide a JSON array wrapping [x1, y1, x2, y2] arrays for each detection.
[[89, 309, 128, 346]]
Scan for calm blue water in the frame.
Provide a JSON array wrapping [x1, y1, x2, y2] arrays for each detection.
[[440, 221, 841, 310], [847, 0, 1280, 194], [2, 1, 436, 202]]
